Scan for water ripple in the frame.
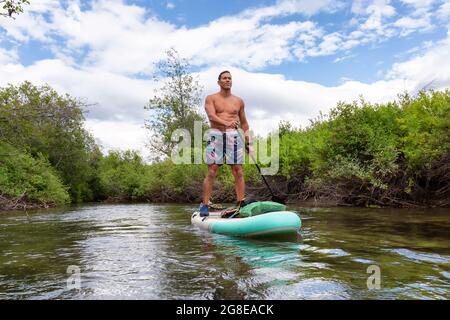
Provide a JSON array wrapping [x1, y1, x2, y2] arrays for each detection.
[[389, 248, 450, 264]]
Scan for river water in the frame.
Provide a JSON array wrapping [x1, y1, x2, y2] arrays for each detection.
[[0, 204, 449, 300]]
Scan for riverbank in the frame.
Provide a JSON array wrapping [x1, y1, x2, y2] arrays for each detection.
[[1, 189, 447, 212], [0, 194, 56, 211]]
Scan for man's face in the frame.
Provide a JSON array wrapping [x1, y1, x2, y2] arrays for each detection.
[[218, 73, 232, 89]]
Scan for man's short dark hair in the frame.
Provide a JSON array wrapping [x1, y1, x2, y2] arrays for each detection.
[[218, 70, 231, 80]]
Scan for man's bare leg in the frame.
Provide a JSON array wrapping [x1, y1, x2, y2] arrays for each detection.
[[230, 165, 245, 202], [202, 164, 219, 205]]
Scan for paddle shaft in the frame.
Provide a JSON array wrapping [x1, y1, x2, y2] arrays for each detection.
[[236, 129, 278, 200], [248, 151, 277, 198]]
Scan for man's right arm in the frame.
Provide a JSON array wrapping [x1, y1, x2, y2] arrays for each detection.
[[205, 95, 231, 127]]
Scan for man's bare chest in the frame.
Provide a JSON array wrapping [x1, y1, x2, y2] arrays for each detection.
[[213, 99, 241, 114]]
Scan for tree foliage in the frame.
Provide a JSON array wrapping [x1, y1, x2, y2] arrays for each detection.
[[145, 48, 207, 159], [0, 0, 30, 18], [0, 81, 102, 202]]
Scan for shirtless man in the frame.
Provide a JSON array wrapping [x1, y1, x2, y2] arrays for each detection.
[[199, 70, 251, 217]]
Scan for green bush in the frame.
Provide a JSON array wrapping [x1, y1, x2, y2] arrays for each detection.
[[97, 150, 148, 200], [275, 90, 450, 206], [397, 90, 450, 169], [0, 142, 70, 205]]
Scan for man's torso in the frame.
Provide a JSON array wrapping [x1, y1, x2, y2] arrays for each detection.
[[209, 93, 242, 131]]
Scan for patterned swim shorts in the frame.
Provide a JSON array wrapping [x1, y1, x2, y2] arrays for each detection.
[[205, 129, 244, 165]]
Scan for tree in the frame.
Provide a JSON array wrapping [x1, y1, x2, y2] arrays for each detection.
[[145, 48, 207, 160], [0, 0, 30, 18], [0, 81, 101, 202]]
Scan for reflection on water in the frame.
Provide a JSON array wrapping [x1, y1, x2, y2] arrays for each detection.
[[0, 204, 449, 299]]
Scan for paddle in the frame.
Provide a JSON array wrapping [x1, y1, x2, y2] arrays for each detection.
[[237, 129, 287, 205]]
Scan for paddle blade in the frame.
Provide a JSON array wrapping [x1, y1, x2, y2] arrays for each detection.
[[271, 195, 287, 205]]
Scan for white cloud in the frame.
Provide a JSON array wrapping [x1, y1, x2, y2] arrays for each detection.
[[188, 20, 321, 69], [242, 0, 344, 21], [361, 1, 396, 33], [347, 0, 446, 48], [393, 15, 433, 36], [85, 119, 150, 158], [0, 0, 60, 42], [399, 0, 435, 9], [437, 2, 450, 20], [333, 54, 356, 63], [387, 28, 450, 92], [0, 47, 18, 64], [166, 2, 175, 10], [401, 40, 434, 56], [345, 0, 400, 50], [307, 32, 343, 56], [352, 0, 396, 17], [0, 58, 155, 121]]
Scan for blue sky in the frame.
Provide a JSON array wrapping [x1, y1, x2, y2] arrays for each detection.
[[0, 0, 449, 158], [142, 0, 272, 24]]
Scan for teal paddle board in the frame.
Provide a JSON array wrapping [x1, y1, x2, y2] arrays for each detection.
[[191, 210, 301, 238]]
